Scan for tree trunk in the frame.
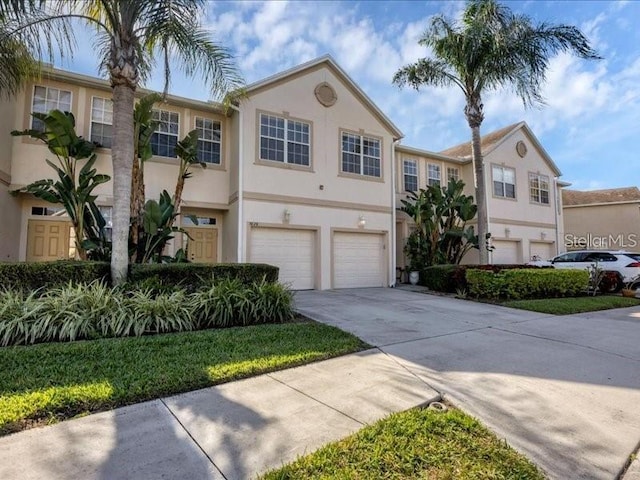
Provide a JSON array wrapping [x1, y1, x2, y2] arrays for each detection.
[[173, 173, 185, 222], [110, 83, 135, 284], [465, 93, 489, 264]]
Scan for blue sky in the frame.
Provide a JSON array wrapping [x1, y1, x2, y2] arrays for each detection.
[[58, 0, 640, 191]]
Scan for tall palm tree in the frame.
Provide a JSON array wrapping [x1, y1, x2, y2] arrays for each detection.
[[8, 0, 243, 283], [393, 0, 599, 264]]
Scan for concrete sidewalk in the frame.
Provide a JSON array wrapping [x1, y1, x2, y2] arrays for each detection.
[[0, 349, 439, 480]]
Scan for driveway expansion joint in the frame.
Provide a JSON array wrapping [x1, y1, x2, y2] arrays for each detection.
[[375, 326, 490, 348], [490, 326, 640, 363], [159, 398, 228, 480]]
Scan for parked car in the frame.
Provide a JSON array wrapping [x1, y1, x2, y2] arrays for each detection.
[[528, 250, 640, 292]]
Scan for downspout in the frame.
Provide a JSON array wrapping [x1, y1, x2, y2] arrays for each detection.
[[553, 177, 560, 255], [391, 139, 399, 287], [228, 103, 244, 262]]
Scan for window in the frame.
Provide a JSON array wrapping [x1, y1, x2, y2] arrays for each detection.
[[553, 252, 587, 262], [529, 173, 550, 204], [195, 117, 221, 164], [31, 206, 65, 216], [492, 165, 516, 198], [182, 216, 217, 226], [259, 113, 310, 166], [341, 132, 381, 177], [151, 109, 179, 157], [31, 86, 72, 131], [90, 97, 113, 148], [427, 164, 441, 186], [447, 167, 459, 182], [403, 159, 418, 192]]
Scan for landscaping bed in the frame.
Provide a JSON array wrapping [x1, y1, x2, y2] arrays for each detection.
[[503, 296, 640, 315], [261, 404, 544, 479], [0, 321, 368, 436]]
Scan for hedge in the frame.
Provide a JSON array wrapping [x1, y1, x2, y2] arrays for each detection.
[[421, 264, 552, 293], [128, 263, 279, 290], [0, 261, 110, 292], [0, 261, 279, 292], [465, 268, 589, 300]]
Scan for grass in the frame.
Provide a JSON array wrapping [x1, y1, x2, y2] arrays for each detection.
[[262, 406, 545, 480], [503, 295, 640, 315], [0, 321, 367, 436]]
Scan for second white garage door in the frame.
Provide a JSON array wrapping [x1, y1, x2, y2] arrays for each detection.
[[250, 228, 315, 290], [529, 241, 555, 262], [491, 240, 520, 264], [333, 232, 385, 288]]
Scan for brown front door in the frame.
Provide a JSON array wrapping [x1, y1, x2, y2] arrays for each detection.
[[184, 227, 218, 264], [26, 220, 72, 262]]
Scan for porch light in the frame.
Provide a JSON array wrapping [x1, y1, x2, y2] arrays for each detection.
[[283, 209, 291, 223], [358, 215, 366, 228]]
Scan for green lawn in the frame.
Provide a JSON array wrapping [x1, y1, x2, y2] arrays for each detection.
[[503, 296, 640, 315], [0, 322, 367, 435], [262, 406, 544, 480]]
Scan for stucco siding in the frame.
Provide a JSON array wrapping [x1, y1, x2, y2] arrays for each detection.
[[563, 203, 640, 251]]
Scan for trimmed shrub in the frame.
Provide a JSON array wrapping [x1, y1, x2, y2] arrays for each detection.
[[422, 264, 553, 293], [128, 263, 279, 291], [0, 261, 110, 292], [466, 268, 589, 300]]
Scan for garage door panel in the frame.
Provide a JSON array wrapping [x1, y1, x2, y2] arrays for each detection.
[[529, 242, 554, 262], [250, 228, 315, 290], [334, 232, 385, 289], [492, 240, 520, 264]]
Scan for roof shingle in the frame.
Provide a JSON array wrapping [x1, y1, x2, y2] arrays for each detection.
[[440, 122, 522, 158], [562, 187, 640, 206]]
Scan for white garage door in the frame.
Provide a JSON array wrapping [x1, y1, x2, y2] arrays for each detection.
[[491, 240, 520, 264], [529, 242, 555, 262], [333, 232, 385, 288], [250, 228, 315, 290]]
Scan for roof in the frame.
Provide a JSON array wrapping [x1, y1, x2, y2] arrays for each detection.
[[395, 144, 469, 164], [42, 66, 228, 114], [440, 121, 562, 176], [562, 187, 640, 206], [440, 122, 521, 158], [244, 55, 404, 140]]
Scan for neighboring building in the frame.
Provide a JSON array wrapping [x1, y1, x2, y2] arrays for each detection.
[[435, 122, 565, 264], [0, 55, 568, 288], [562, 187, 640, 252]]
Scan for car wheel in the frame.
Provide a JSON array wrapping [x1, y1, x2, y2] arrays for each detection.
[[600, 273, 623, 293]]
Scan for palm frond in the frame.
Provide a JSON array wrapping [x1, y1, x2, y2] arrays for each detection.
[[393, 58, 462, 92]]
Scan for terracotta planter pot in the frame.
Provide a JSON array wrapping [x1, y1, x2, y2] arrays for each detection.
[[621, 288, 636, 298]]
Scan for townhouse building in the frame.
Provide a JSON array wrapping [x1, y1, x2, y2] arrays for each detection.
[[0, 55, 567, 289]]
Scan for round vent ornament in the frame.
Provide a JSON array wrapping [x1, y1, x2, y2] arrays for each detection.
[[314, 82, 337, 107], [516, 140, 527, 158]]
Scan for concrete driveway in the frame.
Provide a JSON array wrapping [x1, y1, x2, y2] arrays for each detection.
[[296, 288, 640, 480]]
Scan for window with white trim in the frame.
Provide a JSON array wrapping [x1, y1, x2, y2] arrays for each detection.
[[529, 173, 550, 204], [31, 85, 72, 131], [427, 164, 441, 186], [259, 113, 310, 166], [90, 97, 113, 148], [403, 159, 418, 192], [493, 165, 516, 198], [447, 167, 459, 182], [195, 117, 221, 164], [341, 132, 381, 177], [151, 109, 179, 158]]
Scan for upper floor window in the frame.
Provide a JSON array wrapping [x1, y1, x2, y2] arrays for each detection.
[[493, 165, 516, 198], [259, 113, 310, 166], [427, 164, 440, 186], [195, 117, 221, 165], [151, 109, 179, 158], [447, 167, 459, 182], [529, 173, 550, 204], [341, 132, 381, 178], [90, 97, 113, 148], [31, 86, 72, 131], [403, 159, 418, 192]]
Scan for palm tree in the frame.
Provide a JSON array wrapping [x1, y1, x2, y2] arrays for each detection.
[[8, 0, 243, 283], [393, 0, 599, 264]]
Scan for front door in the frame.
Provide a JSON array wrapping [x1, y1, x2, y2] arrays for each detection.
[[26, 220, 72, 262], [184, 227, 218, 263]]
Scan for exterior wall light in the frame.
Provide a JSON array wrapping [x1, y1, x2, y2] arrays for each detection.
[[505, 227, 511, 238], [283, 209, 291, 223], [541, 231, 547, 240], [358, 215, 366, 228]]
